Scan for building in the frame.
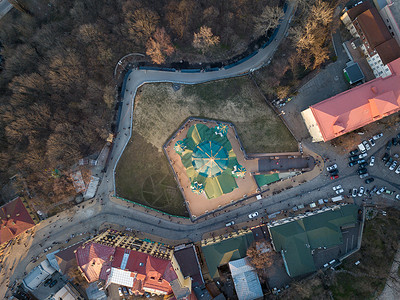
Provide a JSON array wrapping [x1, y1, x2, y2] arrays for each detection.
[[268, 205, 359, 277], [85, 282, 107, 300], [22, 260, 56, 291], [47, 242, 82, 276], [376, 0, 400, 46], [0, 197, 38, 246], [341, 1, 400, 78], [201, 230, 254, 279], [228, 258, 263, 300], [302, 57, 400, 142], [344, 62, 365, 84], [48, 282, 84, 300]]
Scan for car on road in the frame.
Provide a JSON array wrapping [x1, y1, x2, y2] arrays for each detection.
[[118, 287, 123, 297], [389, 160, 397, 171], [357, 168, 368, 175], [248, 212, 259, 219], [335, 188, 344, 194], [330, 175, 339, 180], [382, 153, 390, 162], [351, 188, 357, 197], [358, 187, 365, 197], [326, 164, 338, 172], [377, 187, 386, 195], [396, 194, 400, 200], [369, 156, 375, 167], [332, 185, 342, 191], [49, 280, 57, 288], [225, 221, 235, 227], [368, 138, 376, 147], [349, 149, 359, 155], [360, 173, 369, 179], [396, 165, 400, 174], [365, 177, 374, 184], [349, 155, 359, 162], [348, 161, 357, 167], [362, 140, 371, 151], [393, 137, 398, 146], [373, 133, 383, 140], [386, 140, 392, 151]]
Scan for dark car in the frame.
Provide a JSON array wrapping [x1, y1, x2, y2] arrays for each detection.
[[330, 169, 339, 176], [386, 140, 392, 151], [365, 177, 375, 184], [356, 159, 366, 164], [357, 168, 368, 175], [348, 161, 357, 167], [397, 133, 400, 139], [43, 278, 52, 287], [359, 162, 368, 169], [49, 280, 57, 288], [349, 149, 359, 155], [349, 155, 359, 162], [393, 137, 398, 146], [382, 153, 390, 162], [385, 157, 394, 167]]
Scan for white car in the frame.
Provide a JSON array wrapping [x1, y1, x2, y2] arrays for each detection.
[[396, 194, 400, 200], [358, 187, 365, 197], [395, 165, 400, 174], [369, 156, 375, 167], [373, 133, 383, 140], [359, 173, 369, 179], [389, 161, 398, 171], [368, 138, 376, 147], [335, 189, 344, 194], [118, 287, 123, 297], [362, 140, 371, 151], [326, 164, 338, 172], [225, 221, 235, 227], [332, 184, 342, 191], [377, 187, 386, 195], [351, 188, 357, 197], [359, 153, 368, 159], [248, 212, 259, 219]]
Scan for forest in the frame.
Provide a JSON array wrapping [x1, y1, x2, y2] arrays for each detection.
[[0, 0, 283, 203]]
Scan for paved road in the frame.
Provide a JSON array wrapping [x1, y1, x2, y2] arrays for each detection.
[[0, 0, 12, 18]]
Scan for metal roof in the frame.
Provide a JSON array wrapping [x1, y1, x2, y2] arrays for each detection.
[[228, 258, 263, 300]]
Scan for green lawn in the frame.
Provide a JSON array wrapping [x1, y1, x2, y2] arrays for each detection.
[[116, 76, 297, 215]]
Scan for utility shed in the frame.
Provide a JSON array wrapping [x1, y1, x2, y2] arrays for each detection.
[[344, 62, 365, 84]]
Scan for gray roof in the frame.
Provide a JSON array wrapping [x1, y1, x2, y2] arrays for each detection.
[[228, 258, 263, 300], [344, 62, 364, 84]]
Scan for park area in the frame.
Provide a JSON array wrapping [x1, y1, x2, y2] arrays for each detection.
[[115, 76, 297, 216]]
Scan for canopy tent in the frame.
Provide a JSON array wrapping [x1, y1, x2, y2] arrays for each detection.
[[232, 165, 246, 178], [191, 182, 204, 195], [214, 124, 229, 137], [174, 141, 187, 154], [192, 141, 229, 178]]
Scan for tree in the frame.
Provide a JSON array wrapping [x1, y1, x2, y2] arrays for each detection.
[[246, 241, 276, 269], [146, 27, 174, 64], [166, 0, 197, 39], [127, 8, 159, 42], [193, 26, 220, 53], [253, 6, 284, 37]]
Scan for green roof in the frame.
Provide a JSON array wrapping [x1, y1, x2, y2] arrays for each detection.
[[192, 141, 229, 178], [269, 204, 359, 277], [201, 232, 254, 278]]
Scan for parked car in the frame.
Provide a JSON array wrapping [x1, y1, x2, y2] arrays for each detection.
[[370, 186, 378, 195], [348, 161, 357, 167], [49, 280, 57, 288], [43, 278, 52, 287], [386, 140, 393, 151], [358, 187, 365, 197], [382, 153, 390, 162], [330, 175, 339, 180], [395, 165, 400, 174], [349, 149, 359, 155], [118, 287, 123, 297], [248, 212, 259, 219], [373, 133, 383, 140], [369, 156, 375, 167], [326, 164, 338, 172], [385, 189, 394, 195], [360, 173, 369, 179], [349, 155, 359, 162], [332, 184, 342, 191], [128, 288, 133, 296], [377, 187, 386, 195], [389, 160, 398, 171], [396, 194, 400, 200], [123, 287, 129, 296], [358, 152, 368, 159], [365, 177, 375, 184], [351, 188, 357, 197], [362, 140, 371, 151], [335, 189, 344, 194], [385, 157, 394, 167], [357, 168, 368, 175], [359, 162, 368, 169], [393, 137, 398, 146], [225, 221, 235, 227], [330, 169, 339, 176], [368, 138, 376, 147]]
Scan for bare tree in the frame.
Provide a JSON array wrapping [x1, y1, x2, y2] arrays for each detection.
[[193, 26, 220, 53], [246, 241, 275, 269], [253, 6, 284, 37], [146, 27, 174, 64]]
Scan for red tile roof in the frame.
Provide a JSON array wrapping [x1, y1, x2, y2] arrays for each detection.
[[308, 58, 400, 141], [0, 197, 36, 245], [75, 242, 115, 282]]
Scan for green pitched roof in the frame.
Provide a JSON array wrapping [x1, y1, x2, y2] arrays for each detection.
[[201, 232, 254, 279], [269, 204, 359, 277]]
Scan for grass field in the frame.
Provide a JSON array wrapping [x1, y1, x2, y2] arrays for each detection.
[[116, 76, 297, 216]]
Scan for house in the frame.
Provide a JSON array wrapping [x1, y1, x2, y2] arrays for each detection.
[[268, 205, 359, 277], [341, 2, 400, 78], [0, 197, 38, 246], [47, 242, 82, 276], [302, 57, 400, 142], [228, 258, 263, 300], [22, 260, 56, 291], [48, 282, 84, 300], [376, 0, 400, 46]]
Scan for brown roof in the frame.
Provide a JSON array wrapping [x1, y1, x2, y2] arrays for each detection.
[[346, 1, 372, 20], [0, 197, 36, 245], [174, 245, 204, 285], [357, 8, 392, 49], [55, 242, 82, 275], [375, 38, 400, 65]]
